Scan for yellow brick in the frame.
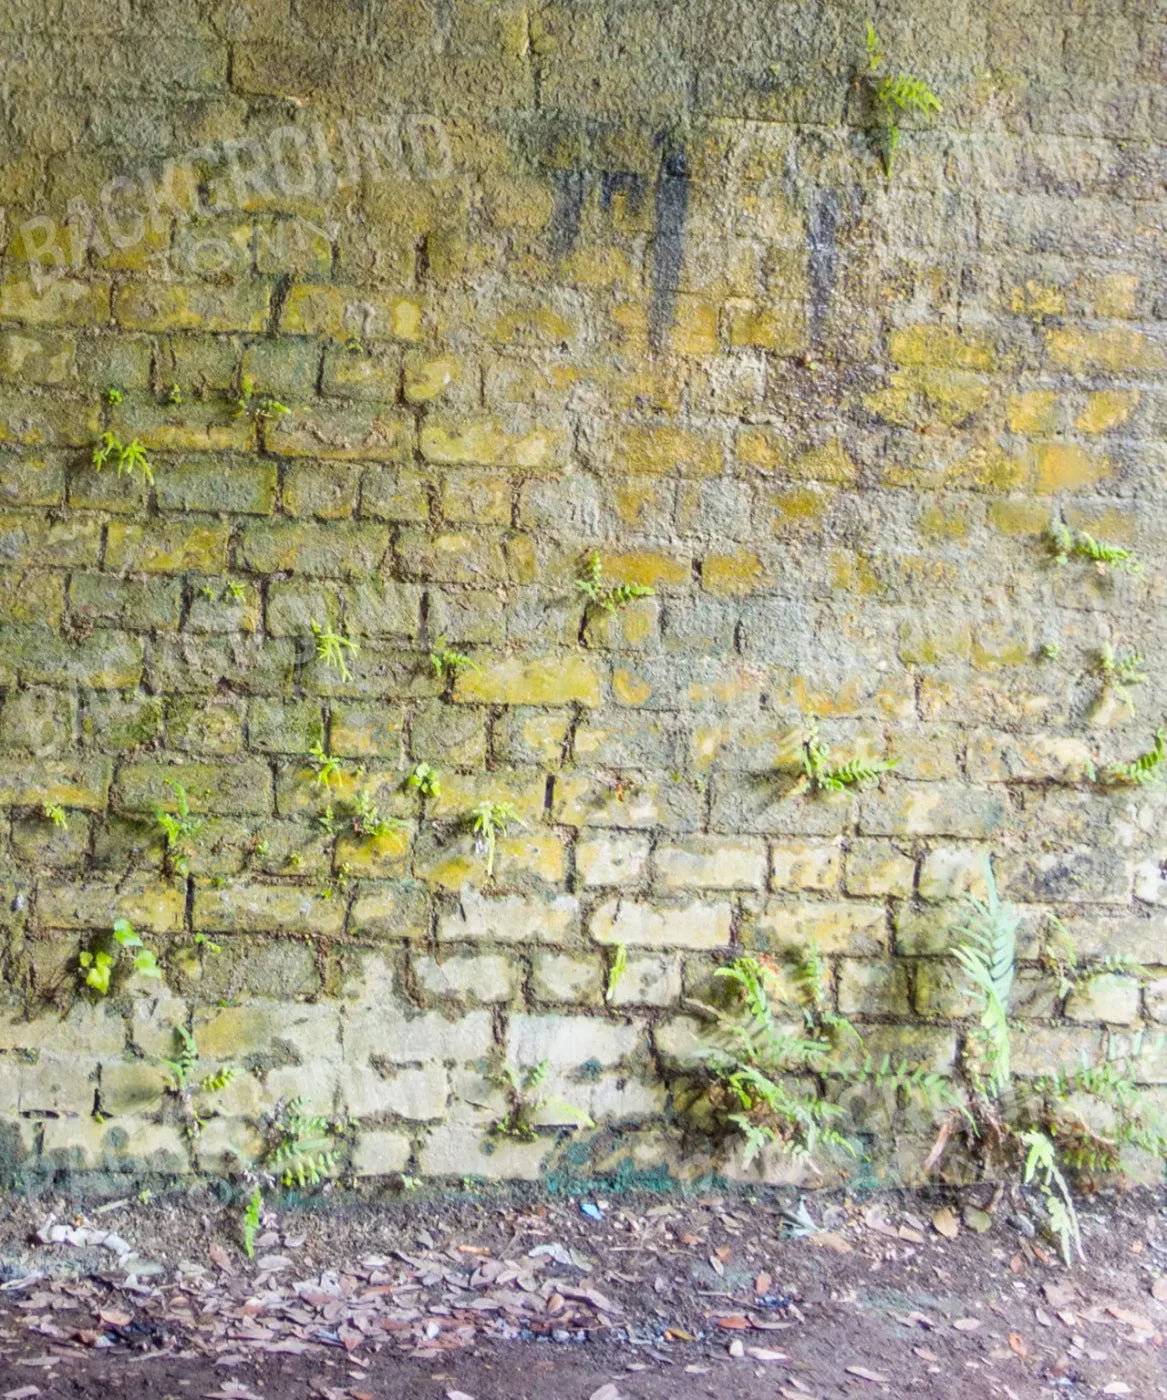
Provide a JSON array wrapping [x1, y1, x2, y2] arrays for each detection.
[[1074, 389, 1138, 434], [1006, 390, 1059, 434], [612, 667, 653, 705], [667, 296, 719, 355], [918, 503, 970, 542], [421, 420, 556, 468], [605, 551, 688, 588], [281, 284, 422, 341], [0, 277, 110, 327], [454, 654, 602, 707], [404, 353, 462, 403], [1009, 281, 1066, 317], [113, 281, 269, 332], [888, 324, 995, 371], [703, 550, 766, 595], [1046, 327, 1166, 375], [726, 300, 806, 353], [738, 431, 857, 484], [618, 425, 721, 477], [489, 305, 576, 346], [1089, 273, 1137, 319], [987, 498, 1049, 537], [1033, 441, 1109, 493]]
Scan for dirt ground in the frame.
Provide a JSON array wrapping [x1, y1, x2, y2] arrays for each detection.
[[0, 1183, 1164, 1399]]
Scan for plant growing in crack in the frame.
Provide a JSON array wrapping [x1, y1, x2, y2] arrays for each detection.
[[1098, 727, 1167, 787], [264, 1097, 344, 1188], [1047, 515, 1140, 574], [311, 621, 358, 683], [1092, 643, 1147, 716], [79, 918, 162, 995], [233, 374, 290, 422], [92, 430, 154, 484], [430, 638, 477, 679], [605, 942, 628, 1003], [162, 1026, 239, 1138], [470, 799, 522, 880], [352, 787, 404, 840], [488, 1060, 593, 1142], [308, 740, 343, 787], [574, 550, 655, 616], [43, 802, 68, 830], [406, 761, 440, 799], [862, 23, 941, 176], [789, 716, 896, 796], [154, 779, 202, 876]]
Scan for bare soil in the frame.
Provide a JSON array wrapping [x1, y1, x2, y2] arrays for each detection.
[[0, 1184, 1164, 1398]]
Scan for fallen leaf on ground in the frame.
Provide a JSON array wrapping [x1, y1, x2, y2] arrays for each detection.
[[806, 1231, 851, 1254], [1152, 1277, 1167, 1302], [1102, 1384, 1132, 1396], [746, 1346, 788, 1362], [1107, 1306, 1152, 1331], [932, 1209, 959, 1240], [1008, 1332, 1028, 1356], [755, 1271, 772, 1294], [446, 1391, 476, 1400], [1042, 1281, 1076, 1310], [715, 1314, 749, 1330], [953, 1318, 981, 1331], [588, 1384, 624, 1400], [845, 1365, 888, 1383]]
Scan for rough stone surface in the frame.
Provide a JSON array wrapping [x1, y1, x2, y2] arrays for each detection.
[[0, 0, 1162, 1187]]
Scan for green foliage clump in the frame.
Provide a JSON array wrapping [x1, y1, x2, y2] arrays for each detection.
[[1092, 643, 1146, 715], [937, 864, 1167, 1263], [233, 374, 290, 421], [471, 799, 522, 880], [605, 942, 628, 1002], [266, 1097, 342, 1188], [694, 951, 955, 1170], [43, 802, 68, 830], [154, 779, 202, 875], [406, 762, 440, 799], [311, 621, 358, 683], [1047, 516, 1140, 574], [430, 638, 477, 678], [864, 24, 941, 176], [790, 716, 896, 796], [92, 430, 154, 484], [308, 740, 342, 787], [352, 787, 403, 840], [80, 918, 161, 995], [1100, 728, 1167, 787], [488, 1060, 593, 1142], [242, 1186, 263, 1260], [162, 1027, 238, 1137], [575, 551, 655, 615]]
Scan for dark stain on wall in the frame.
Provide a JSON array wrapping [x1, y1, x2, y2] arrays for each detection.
[[649, 137, 689, 353], [808, 189, 839, 345]]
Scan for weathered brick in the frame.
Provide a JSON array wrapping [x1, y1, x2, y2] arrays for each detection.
[[656, 836, 766, 890], [590, 897, 732, 950], [438, 890, 579, 944], [454, 654, 602, 707]]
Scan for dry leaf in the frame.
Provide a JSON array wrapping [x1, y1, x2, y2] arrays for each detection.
[[1009, 1254, 1024, 1274], [932, 1209, 959, 1240], [1007, 1332, 1028, 1357], [1102, 1385, 1133, 1396], [952, 1318, 981, 1331], [806, 1230, 851, 1254], [715, 1314, 750, 1330], [4, 1388, 42, 1399], [588, 1385, 624, 1400], [845, 1365, 888, 1383], [1107, 1305, 1152, 1331], [708, 1254, 724, 1277], [746, 1346, 788, 1362], [755, 1271, 772, 1294], [1042, 1281, 1076, 1310], [1152, 1278, 1167, 1302], [446, 1392, 476, 1400], [898, 1226, 926, 1244]]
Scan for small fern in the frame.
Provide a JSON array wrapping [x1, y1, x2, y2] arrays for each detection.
[[605, 942, 628, 1002], [470, 799, 522, 880], [950, 863, 1017, 1098], [311, 621, 358, 683], [1048, 515, 1140, 574], [789, 716, 896, 796], [488, 1059, 593, 1141], [1101, 728, 1167, 786], [1093, 643, 1146, 715], [864, 24, 941, 176], [267, 1097, 341, 1188], [1020, 1130, 1082, 1264], [92, 431, 154, 484], [430, 639, 477, 678], [575, 551, 655, 615], [242, 1186, 263, 1260]]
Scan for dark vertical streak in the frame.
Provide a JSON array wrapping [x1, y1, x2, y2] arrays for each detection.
[[649, 138, 689, 354], [807, 190, 839, 346], [550, 169, 586, 260]]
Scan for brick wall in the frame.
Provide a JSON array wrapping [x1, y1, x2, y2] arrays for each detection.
[[0, 0, 1165, 1185]]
